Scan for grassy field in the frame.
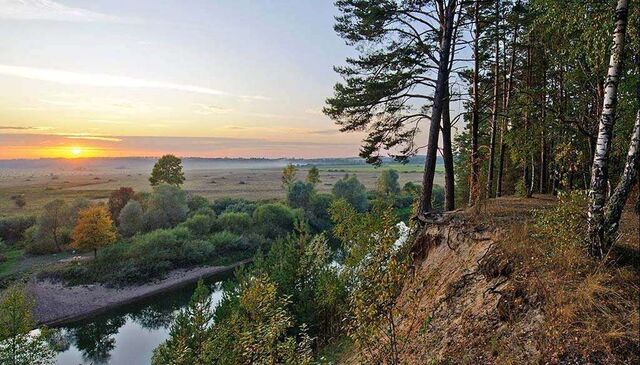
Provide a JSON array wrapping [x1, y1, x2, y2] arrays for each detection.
[[319, 163, 443, 174], [0, 165, 444, 216]]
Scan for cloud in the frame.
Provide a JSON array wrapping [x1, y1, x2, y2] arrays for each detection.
[[0, 125, 50, 130], [308, 128, 341, 135], [63, 134, 122, 142], [0, 64, 270, 100], [0, 0, 131, 22], [194, 104, 235, 115]]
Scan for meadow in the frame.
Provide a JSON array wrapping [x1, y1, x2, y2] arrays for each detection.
[[0, 163, 439, 216]]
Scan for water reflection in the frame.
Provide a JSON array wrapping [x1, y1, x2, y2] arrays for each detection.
[[54, 280, 224, 365]]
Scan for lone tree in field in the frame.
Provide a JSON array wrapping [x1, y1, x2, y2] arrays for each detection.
[[281, 163, 297, 188], [325, 0, 462, 215], [71, 205, 117, 258], [149, 154, 185, 187]]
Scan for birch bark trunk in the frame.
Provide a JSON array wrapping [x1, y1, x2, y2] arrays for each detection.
[[588, 0, 629, 258]]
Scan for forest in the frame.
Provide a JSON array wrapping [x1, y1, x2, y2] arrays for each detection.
[[0, 0, 639, 364]]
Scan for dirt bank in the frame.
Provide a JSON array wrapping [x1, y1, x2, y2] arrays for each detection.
[[28, 260, 250, 326]]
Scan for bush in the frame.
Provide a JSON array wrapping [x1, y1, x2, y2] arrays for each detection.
[[212, 197, 253, 215], [181, 214, 214, 236], [118, 200, 144, 238], [0, 216, 36, 244], [332, 175, 368, 212], [216, 212, 252, 235], [143, 185, 188, 231], [187, 195, 211, 215], [253, 203, 296, 239], [286, 181, 314, 209]]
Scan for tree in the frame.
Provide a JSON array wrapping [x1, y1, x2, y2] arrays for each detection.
[[332, 175, 368, 212], [143, 184, 189, 231], [152, 280, 213, 365], [376, 169, 400, 196], [107, 187, 135, 223], [287, 181, 315, 209], [71, 205, 117, 258], [253, 203, 296, 239], [325, 0, 462, 216], [34, 199, 70, 253], [118, 200, 144, 238], [330, 200, 409, 364], [0, 286, 55, 365], [306, 166, 321, 185], [149, 154, 185, 187], [588, 0, 630, 258], [281, 163, 297, 188]]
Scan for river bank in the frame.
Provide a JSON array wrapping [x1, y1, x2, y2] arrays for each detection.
[[28, 259, 250, 326]]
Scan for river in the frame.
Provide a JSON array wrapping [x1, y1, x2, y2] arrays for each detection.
[[51, 277, 227, 365]]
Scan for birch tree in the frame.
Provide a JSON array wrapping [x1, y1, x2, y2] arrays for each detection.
[[588, 0, 630, 258]]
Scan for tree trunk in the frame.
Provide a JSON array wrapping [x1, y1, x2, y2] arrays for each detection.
[[420, 0, 457, 215], [540, 60, 548, 194], [588, 0, 629, 258], [497, 25, 517, 198], [524, 37, 533, 198], [487, 0, 500, 199], [604, 106, 640, 245], [94, 248, 97, 259], [442, 80, 455, 211], [469, 0, 481, 206]]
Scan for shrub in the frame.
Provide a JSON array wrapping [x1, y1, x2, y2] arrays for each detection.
[[223, 201, 256, 215], [376, 169, 400, 196], [143, 184, 188, 231], [253, 203, 296, 239], [332, 175, 368, 212], [286, 181, 315, 209], [216, 212, 252, 235], [187, 195, 211, 214], [181, 214, 214, 236], [212, 197, 253, 215], [0, 216, 36, 244], [118, 200, 144, 238]]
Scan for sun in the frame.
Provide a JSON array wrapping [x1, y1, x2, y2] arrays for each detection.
[[70, 147, 83, 157]]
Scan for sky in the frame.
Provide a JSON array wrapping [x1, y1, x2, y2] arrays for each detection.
[[0, 0, 373, 159]]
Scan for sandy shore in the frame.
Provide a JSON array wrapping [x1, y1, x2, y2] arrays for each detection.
[[28, 260, 250, 327]]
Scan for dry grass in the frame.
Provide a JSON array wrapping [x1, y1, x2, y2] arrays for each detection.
[[496, 193, 639, 363]]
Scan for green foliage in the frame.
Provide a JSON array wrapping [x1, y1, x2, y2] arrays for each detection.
[[143, 184, 188, 231], [534, 191, 588, 247], [118, 200, 144, 238], [0, 216, 35, 244], [152, 280, 213, 365], [281, 163, 298, 188], [431, 184, 445, 210], [287, 181, 315, 209], [332, 174, 368, 212], [253, 203, 297, 239], [376, 169, 400, 196], [31, 199, 71, 254], [180, 213, 214, 237], [107, 187, 135, 223], [202, 275, 313, 365], [149, 154, 185, 187], [216, 212, 252, 235], [186, 195, 211, 215], [306, 166, 321, 185], [44, 226, 252, 286], [330, 200, 409, 364], [212, 197, 254, 215], [0, 286, 55, 365]]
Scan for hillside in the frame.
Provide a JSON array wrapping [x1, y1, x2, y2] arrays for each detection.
[[343, 195, 639, 364]]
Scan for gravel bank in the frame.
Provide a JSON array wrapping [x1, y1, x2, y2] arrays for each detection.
[[28, 260, 250, 326]]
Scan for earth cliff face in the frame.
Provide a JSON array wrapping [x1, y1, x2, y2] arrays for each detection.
[[343, 195, 639, 364]]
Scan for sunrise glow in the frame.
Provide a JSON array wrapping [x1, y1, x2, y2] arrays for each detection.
[[70, 147, 83, 157]]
